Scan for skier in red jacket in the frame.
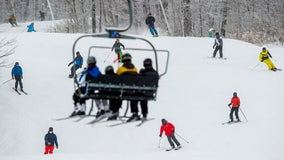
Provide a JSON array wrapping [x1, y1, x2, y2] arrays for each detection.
[[228, 92, 241, 122], [159, 119, 181, 150]]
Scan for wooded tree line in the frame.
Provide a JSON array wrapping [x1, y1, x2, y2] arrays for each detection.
[[1, 0, 284, 44]]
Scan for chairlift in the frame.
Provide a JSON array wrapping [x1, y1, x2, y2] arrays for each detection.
[[71, 0, 169, 104]]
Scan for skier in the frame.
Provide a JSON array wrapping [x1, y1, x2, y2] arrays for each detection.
[[8, 14, 17, 27], [111, 39, 125, 63], [27, 22, 36, 32], [228, 92, 241, 122], [116, 53, 140, 122], [70, 56, 101, 117], [208, 28, 214, 37], [68, 51, 83, 78], [39, 11, 45, 21], [212, 32, 223, 58], [159, 119, 181, 151], [137, 58, 159, 120], [259, 47, 278, 71], [11, 62, 24, 92], [44, 127, 58, 154], [145, 13, 158, 37], [104, 65, 122, 120]]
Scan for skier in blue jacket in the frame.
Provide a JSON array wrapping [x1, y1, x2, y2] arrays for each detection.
[[68, 51, 84, 78], [11, 62, 24, 91], [27, 22, 36, 32], [70, 56, 101, 117], [44, 127, 58, 154]]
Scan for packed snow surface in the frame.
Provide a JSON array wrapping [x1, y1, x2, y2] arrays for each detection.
[[0, 21, 284, 160]]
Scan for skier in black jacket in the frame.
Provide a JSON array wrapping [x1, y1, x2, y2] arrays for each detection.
[[44, 127, 58, 154], [212, 32, 223, 58], [145, 13, 158, 37]]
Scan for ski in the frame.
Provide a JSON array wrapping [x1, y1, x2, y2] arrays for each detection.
[[107, 119, 138, 127], [87, 112, 113, 124], [207, 56, 227, 60], [166, 148, 174, 151], [53, 116, 78, 121], [136, 118, 155, 127], [20, 90, 28, 95], [13, 88, 21, 95], [222, 121, 241, 125], [175, 146, 182, 150]]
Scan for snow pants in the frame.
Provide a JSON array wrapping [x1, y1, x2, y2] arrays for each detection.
[[115, 50, 123, 62], [129, 100, 148, 118], [263, 59, 276, 70], [148, 25, 158, 36], [167, 134, 180, 148], [70, 65, 80, 77], [230, 107, 240, 121], [213, 46, 223, 58], [44, 145, 54, 154], [15, 75, 23, 90]]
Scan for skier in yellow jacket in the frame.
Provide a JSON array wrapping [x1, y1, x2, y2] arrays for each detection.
[[259, 47, 278, 71]]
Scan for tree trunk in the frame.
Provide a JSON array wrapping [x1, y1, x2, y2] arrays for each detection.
[[183, 0, 192, 36], [92, 0, 96, 33]]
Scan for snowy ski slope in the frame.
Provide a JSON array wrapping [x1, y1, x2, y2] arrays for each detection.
[[0, 21, 284, 160]]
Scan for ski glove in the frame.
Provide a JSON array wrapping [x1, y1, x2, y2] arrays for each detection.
[[159, 134, 162, 137], [228, 104, 231, 107], [68, 62, 72, 67]]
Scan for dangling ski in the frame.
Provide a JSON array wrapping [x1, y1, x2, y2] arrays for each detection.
[[136, 118, 155, 127]]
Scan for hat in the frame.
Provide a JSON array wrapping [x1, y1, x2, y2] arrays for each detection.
[[105, 65, 114, 72], [148, 13, 152, 15], [262, 47, 266, 51], [122, 53, 132, 63], [233, 92, 237, 97], [143, 58, 152, 67], [15, 62, 19, 65], [87, 56, 96, 64], [76, 51, 80, 55], [49, 127, 53, 131]]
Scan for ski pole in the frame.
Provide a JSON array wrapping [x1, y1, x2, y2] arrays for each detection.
[[175, 132, 189, 143], [252, 62, 261, 69], [0, 78, 12, 86], [239, 108, 248, 122], [103, 52, 112, 63]]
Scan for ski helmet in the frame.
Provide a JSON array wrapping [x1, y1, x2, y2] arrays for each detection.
[[76, 51, 80, 55], [122, 53, 132, 63], [215, 32, 219, 36], [143, 58, 152, 67], [87, 56, 96, 64], [15, 62, 19, 65], [49, 127, 53, 131], [262, 47, 266, 51], [161, 118, 167, 124], [233, 92, 237, 97]]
